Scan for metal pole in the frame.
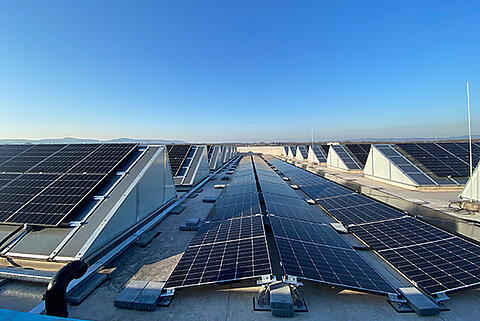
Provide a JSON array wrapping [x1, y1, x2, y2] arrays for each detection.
[[467, 82, 473, 177]]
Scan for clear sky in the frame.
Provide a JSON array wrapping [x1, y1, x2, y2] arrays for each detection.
[[0, 1, 479, 143]]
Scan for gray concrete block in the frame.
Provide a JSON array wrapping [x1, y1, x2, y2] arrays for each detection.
[[186, 217, 201, 226], [202, 197, 217, 203], [135, 231, 161, 247], [133, 281, 165, 311], [67, 273, 108, 305], [398, 287, 440, 316], [270, 283, 294, 317], [180, 218, 202, 231], [170, 205, 185, 215], [114, 280, 148, 309]]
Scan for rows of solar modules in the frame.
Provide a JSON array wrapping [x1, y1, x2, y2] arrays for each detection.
[[297, 145, 308, 159], [311, 145, 327, 163], [265, 156, 480, 294], [166, 145, 192, 176], [166, 156, 272, 288], [396, 142, 480, 178], [330, 145, 362, 170], [253, 156, 396, 295], [345, 144, 371, 167], [0, 143, 137, 226]]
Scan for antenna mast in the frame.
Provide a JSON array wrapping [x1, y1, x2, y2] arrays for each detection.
[[467, 82, 473, 177]]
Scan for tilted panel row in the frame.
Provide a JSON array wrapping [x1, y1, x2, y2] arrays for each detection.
[[266, 156, 480, 295], [166, 156, 272, 288], [255, 156, 396, 295]]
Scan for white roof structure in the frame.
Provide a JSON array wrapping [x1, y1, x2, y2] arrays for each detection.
[[460, 161, 480, 201], [308, 145, 328, 164], [296, 145, 309, 161], [364, 144, 464, 190], [0, 144, 177, 271], [327, 145, 362, 171]]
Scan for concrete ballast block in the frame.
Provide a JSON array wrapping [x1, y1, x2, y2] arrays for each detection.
[[114, 280, 148, 309], [398, 287, 440, 316], [270, 283, 294, 317]]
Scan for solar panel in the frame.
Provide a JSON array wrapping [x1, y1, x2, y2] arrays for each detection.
[[349, 217, 452, 250], [270, 215, 350, 248], [258, 180, 300, 199], [191, 215, 265, 246], [275, 237, 396, 294], [397, 143, 474, 177], [69, 144, 137, 174], [331, 145, 362, 170], [380, 238, 480, 294], [0, 143, 137, 226], [255, 155, 396, 295], [316, 193, 376, 212], [312, 145, 327, 163], [298, 145, 308, 159], [265, 155, 480, 295], [207, 193, 261, 221], [166, 236, 271, 288], [222, 179, 258, 197], [166, 156, 272, 289], [6, 174, 105, 226], [263, 193, 327, 224], [0, 144, 66, 173], [27, 144, 100, 173], [326, 202, 405, 226], [0, 174, 60, 222], [167, 145, 192, 176], [345, 144, 370, 166]]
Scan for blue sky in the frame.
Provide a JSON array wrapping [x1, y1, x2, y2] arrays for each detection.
[[0, 1, 479, 143]]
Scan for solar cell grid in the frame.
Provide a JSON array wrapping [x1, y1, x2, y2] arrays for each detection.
[[398, 143, 466, 177], [263, 193, 327, 224], [275, 237, 396, 294], [0, 144, 66, 173], [166, 237, 271, 288], [29, 144, 100, 173], [191, 215, 265, 246], [331, 145, 362, 170], [259, 180, 300, 199], [317, 193, 376, 211], [69, 143, 137, 174], [312, 145, 327, 163], [270, 216, 350, 249], [380, 238, 480, 294], [207, 192, 261, 221], [327, 202, 404, 226], [167, 145, 191, 176], [345, 144, 370, 166], [349, 217, 453, 250], [5, 174, 105, 226]]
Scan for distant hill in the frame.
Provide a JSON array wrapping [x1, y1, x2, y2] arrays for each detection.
[[0, 137, 185, 144]]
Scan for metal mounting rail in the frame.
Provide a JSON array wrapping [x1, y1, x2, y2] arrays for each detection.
[[29, 155, 239, 314], [0, 267, 55, 283]]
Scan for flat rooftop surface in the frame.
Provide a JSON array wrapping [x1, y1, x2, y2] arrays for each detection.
[[1, 158, 480, 320]]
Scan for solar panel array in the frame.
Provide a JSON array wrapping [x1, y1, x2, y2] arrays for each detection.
[[396, 142, 480, 178], [345, 144, 371, 166], [0, 143, 137, 226], [330, 145, 362, 170], [166, 145, 192, 176], [254, 156, 396, 295], [266, 156, 480, 294], [166, 156, 271, 288], [311, 145, 327, 163], [297, 145, 308, 159], [374, 145, 439, 186]]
